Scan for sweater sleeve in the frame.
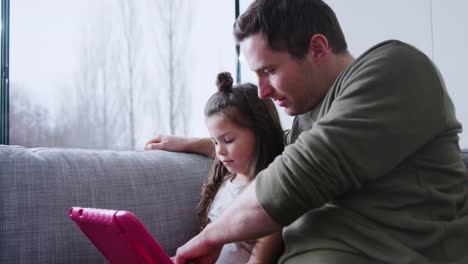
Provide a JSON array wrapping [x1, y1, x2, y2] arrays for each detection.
[[256, 42, 452, 226]]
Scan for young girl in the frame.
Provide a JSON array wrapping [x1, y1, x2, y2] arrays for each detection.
[[195, 72, 285, 264]]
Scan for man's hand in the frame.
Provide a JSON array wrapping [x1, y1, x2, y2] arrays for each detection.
[[174, 181, 281, 263], [173, 228, 223, 264]]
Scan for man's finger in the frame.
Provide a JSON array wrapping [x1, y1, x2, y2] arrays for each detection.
[[174, 255, 186, 264]]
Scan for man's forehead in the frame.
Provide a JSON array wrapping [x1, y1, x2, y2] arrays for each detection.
[[240, 33, 273, 71]]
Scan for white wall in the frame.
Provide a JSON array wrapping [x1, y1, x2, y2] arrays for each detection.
[[239, 0, 468, 148], [328, 0, 468, 148], [431, 0, 468, 148]]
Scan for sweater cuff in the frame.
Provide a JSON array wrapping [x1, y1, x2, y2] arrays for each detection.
[[255, 162, 305, 227]]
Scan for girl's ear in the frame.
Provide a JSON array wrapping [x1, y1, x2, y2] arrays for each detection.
[[307, 34, 329, 61]]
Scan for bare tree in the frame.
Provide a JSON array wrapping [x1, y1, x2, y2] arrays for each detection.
[[72, 29, 105, 149], [117, 0, 143, 148], [152, 0, 192, 136], [60, 1, 151, 150], [9, 84, 52, 147], [11, 1, 193, 150], [67, 2, 127, 149]]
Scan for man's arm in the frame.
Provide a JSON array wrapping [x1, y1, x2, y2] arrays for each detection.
[[247, 231, 284, 264], [174, 180, 282, 264], [144, 135, 214, 157]]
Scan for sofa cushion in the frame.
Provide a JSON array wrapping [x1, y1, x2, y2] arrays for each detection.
[[0, 145, 212, 263]]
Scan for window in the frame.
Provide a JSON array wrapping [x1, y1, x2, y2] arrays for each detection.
[[8, 0, 237, 150]]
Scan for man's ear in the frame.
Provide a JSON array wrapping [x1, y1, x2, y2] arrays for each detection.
[[307, 34, 329, 60]]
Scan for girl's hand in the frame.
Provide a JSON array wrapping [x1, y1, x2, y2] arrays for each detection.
[[144, 134, 191, 152], [145, 135, 214, 157]]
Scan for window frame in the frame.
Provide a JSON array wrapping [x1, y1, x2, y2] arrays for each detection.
[[0, 0, 10, 145]]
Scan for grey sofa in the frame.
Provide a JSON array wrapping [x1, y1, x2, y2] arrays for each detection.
[[0, 145, 212, 263], [1, 145, 467, 264]]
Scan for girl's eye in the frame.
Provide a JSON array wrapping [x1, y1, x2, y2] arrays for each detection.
[[224, 138, 234, 144]]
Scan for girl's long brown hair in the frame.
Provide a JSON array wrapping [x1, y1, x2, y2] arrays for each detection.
[[195, 72, 284, 229]]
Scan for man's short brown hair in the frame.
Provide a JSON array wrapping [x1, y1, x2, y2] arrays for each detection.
[[234, 0, 347, 59]]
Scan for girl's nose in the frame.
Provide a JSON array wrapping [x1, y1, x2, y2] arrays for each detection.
[[217, 145, 227, 156]]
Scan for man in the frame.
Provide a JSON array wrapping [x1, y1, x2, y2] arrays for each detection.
[[146, 0, 468, 263]]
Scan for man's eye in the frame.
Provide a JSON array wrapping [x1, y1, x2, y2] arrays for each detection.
[[263, 69, 274, 75]]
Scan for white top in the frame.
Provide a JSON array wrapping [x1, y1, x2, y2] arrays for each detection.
[[208, 176, 254, 264]]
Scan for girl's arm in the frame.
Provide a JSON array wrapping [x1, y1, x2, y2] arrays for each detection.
[[247, 231, 284, 264], [145, 135, 214, 157]]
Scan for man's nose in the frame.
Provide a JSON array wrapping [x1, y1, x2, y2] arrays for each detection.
[[258, 78, 274, 99]]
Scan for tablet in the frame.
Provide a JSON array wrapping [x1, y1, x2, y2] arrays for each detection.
[[70, 207, 173, 264]]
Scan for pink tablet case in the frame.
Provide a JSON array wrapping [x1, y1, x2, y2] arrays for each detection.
[[70, 207, 173, 264]]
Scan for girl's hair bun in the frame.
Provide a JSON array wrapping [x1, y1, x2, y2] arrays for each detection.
[[216, 72, 234, 92]]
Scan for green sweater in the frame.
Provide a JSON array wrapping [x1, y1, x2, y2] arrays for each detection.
[[256, 40, 468, 263]]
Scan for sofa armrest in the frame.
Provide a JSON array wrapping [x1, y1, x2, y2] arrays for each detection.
[[0, 145, 212, 263]]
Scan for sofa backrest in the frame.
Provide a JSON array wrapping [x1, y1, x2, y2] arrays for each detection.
[[0, 146, 212, 263]]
